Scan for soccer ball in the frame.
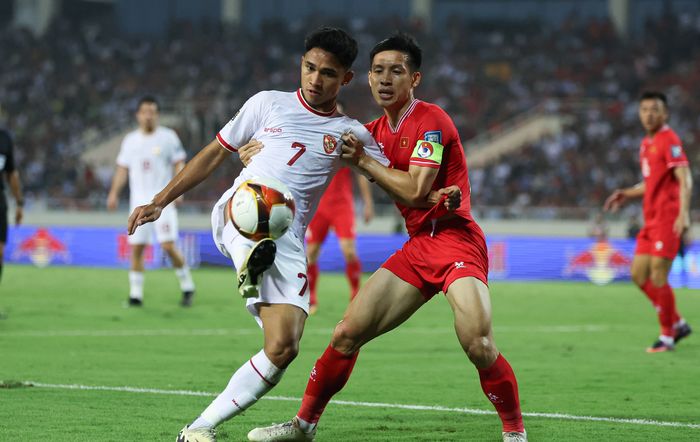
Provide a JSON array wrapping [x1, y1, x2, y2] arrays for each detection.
[[227, 177, 295, 241]]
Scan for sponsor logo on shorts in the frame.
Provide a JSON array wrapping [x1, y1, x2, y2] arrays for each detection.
[[454, 261, 465, 269], [655, 241, 664, 251]]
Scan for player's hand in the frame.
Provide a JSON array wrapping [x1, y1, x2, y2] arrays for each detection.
[[673, 212, 690, 237], [106, 193, 118, 211], [15, 206, 23, 225], [238, 139, 263, 167], [603, 189, 626, 212], [437, 186, 462, 211], [127, 202, 163, 235], [340, 132, 366, 165]]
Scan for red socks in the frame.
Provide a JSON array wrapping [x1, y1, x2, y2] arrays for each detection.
[[308, 263, 319, 307], [346, 258, 361, 299], [641, 280, 680, 336], [297, 345, 359, 424], [478, 354, 524, 433]]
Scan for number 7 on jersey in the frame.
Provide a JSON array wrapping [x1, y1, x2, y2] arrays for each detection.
[[287, 142, 306, 166]]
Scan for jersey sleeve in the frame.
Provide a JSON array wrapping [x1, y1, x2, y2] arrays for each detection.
[[216, 91, 270, 152], [411, 107, 455, 169], [169, 130, 187, 164], [115, 136, 130, 168], [352, 122, 390, 167], [662, 133, 689, 169]]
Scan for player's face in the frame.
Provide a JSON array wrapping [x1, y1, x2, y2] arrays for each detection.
[[136, 102, 159, 132], [638, 98, 667, 133], [300, 48, 353, 112], [368, 50, 421, 110]]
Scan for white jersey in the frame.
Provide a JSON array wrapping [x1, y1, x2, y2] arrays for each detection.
[[116, 126, 187, 208], [215, 89, 389, 239]]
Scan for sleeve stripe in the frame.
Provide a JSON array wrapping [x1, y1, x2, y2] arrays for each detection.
[[667, 161, 689, 168], [409, 159, 441, 169], [216, 133, 237, 152]]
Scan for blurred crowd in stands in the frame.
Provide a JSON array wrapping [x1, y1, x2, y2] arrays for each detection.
[[2, 10, 700, 218]]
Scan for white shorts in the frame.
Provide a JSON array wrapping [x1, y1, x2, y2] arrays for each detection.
[[129, 205, 179, 245], [212, 193, 310, 327]]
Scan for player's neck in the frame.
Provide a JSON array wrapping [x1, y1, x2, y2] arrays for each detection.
[[139, 126, 157, 135], [384, 95, 416, 128]]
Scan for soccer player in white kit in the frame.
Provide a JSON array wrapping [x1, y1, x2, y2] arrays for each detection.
[[127, 29, 393, 442], [107, 96, 196, 307]]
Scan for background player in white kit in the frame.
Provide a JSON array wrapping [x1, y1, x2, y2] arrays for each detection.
[[107, 96, 196, 307], [127, 28, 392, 442]]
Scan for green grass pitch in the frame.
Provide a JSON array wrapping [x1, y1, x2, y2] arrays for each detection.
[[1, 265, 699, 441]]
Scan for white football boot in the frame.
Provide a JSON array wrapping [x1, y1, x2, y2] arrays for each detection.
[[503, 430, 527, 442], [247, 417, 316, 441], [176, 425, 216, 442], [237, 238, 276, 298]]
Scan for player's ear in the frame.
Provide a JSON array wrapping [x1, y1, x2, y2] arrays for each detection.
[[342, 70, 354, 86], [411, 71, 422, 89]]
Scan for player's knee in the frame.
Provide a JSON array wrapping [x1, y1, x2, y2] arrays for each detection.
[[343, 250, 357, 262], [649, 270, 668, 287], [462, 333, 498, 368], [264, 339, 299, 369], [331, 321, 364, 354], [630, 269, 647, 287]]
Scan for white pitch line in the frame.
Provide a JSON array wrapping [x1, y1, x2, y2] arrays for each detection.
[[1, 325, 613, 338], [15, 381, 700, 430]]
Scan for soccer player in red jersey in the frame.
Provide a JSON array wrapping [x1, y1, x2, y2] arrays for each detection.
[[248, 33, 526, 442], [306, 166, 374, 314], [604, 91, 693, 353]]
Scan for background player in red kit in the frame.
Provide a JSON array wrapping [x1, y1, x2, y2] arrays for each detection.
[[306, 166, 374, 314], [604, 91, 693, 353], [248, 33, 526, 442]]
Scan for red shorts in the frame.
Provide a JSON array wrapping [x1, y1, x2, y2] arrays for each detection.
[[635, 224, 681, 260], [306, 202, 355, 244], [382, 218, 489, 300]]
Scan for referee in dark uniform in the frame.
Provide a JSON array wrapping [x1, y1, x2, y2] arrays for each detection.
[[0, 128, 24, 282]]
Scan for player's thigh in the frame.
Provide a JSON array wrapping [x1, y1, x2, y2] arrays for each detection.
[[154, 206, 178, 243], [630, 254, 652, 286], [128, 222, 154, 247], [338, 268, 425, 345], [649, 255, 673, 286], [305, 211, 331, 247], [306, 241, 322, 263], [445, 276, 493, 338]]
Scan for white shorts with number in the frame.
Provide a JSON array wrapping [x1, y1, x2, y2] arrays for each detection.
[[212, 190, 310, 327], [129, 204, 179, 245]]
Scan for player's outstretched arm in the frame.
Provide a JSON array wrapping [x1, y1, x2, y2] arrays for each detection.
[[106, 166, 128, 210], [128, 139, 231, 234], [341, 133, 438, 208], [603, 182, 645, 212]]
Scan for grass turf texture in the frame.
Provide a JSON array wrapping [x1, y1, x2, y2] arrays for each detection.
[[1, 265, 699, 441]]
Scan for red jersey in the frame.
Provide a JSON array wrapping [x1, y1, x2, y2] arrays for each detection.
[[639, 125, 689, 227], [365, 100, 473, 236], [317, 167, 353, 209]]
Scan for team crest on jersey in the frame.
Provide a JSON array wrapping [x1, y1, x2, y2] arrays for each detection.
[[424, 130, 442, 144], [417, 141, 434, 158], [400, 137, 409, 148], [323, 134, 337, 154], [671, 145, 683, 158]]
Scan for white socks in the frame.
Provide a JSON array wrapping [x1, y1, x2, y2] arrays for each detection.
[[129, 271, 144, 299], [191, 349, 285, 429], [175, 266, 195, 292]]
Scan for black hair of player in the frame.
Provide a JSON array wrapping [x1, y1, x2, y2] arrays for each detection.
[[370, 33, 423, 72], [640, 91, 668, 108], [137, 95, 159, 111], [304, 27, 358, 70]]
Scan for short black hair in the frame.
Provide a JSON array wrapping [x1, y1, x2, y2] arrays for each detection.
[[370, 33, 422, 72], [304, 27, 358, 70], [640, 91, 668, 107], [137, 95, 159, 111]]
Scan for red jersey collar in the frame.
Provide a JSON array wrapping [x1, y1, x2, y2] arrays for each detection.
[[388, 99, 419, 133], [296, 89, 337, 117]]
